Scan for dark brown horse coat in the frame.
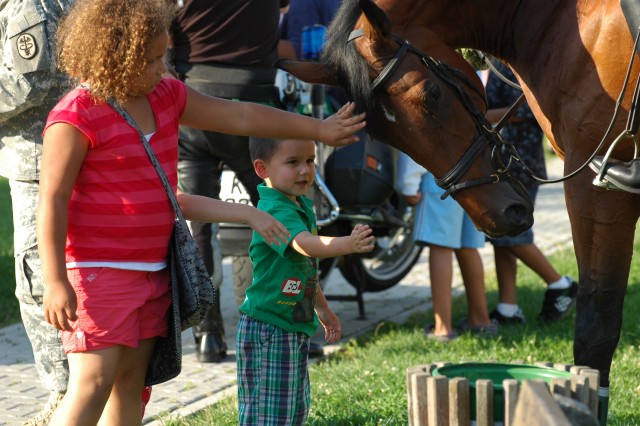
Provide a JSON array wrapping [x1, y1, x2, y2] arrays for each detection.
[[280, 0, 640, 391]]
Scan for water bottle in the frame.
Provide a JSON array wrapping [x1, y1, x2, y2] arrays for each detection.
[[301, 25, 327, 61]]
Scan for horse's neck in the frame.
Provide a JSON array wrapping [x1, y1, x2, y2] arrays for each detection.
[[399, 0, 629, 157], [394, 0, 564, 60]]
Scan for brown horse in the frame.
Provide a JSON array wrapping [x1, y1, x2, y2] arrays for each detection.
[[279, 0, 640, 402], [282, 2, 536, 239]]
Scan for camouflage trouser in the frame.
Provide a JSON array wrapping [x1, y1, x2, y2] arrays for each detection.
[[10, 179, 68, 393]]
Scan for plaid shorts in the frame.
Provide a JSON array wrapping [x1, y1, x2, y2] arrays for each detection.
[[236, 314, 311, 425]]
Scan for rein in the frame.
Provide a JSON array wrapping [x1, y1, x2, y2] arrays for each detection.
[[348, 28, 516, 199], [483, 29, 640, 186]]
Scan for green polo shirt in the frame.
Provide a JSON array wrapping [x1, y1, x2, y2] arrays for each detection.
[[240, 184, 320, 336]]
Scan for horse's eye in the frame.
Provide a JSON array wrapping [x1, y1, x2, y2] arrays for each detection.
[[425, 82, 442, 106]]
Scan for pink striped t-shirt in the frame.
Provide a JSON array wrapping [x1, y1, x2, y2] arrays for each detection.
[[45, 78, 188, 265]]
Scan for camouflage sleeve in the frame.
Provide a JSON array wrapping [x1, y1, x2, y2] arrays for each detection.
[[0, 0, 63, 124]]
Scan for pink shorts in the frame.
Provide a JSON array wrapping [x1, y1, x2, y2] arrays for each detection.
[[62, 267, 171, 354]]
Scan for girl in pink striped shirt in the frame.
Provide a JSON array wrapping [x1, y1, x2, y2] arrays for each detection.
[[37, 0, 365, 424]]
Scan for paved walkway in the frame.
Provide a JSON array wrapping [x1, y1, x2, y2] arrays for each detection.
[[0, 158, 573, 425]]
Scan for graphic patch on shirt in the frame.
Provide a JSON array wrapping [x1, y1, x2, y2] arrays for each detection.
[[16, 34, 38, 60], [281, 278, 302, 296]]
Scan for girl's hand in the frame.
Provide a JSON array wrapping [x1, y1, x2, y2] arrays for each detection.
[[248, 209, 290, 246], [316, 307, 342, 344], [43, 280, 77, 331], [348, 224, 375, 253], [319, 102, 366, 147]]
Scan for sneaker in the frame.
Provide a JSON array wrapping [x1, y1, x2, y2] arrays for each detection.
[[489, 307, 526, 325], [538, 278, 578, 323], [22, 391, 64, 426], [457, 318, 499, 337]]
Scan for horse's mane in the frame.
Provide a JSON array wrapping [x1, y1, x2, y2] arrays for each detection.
[[321, 0, 380, 134]]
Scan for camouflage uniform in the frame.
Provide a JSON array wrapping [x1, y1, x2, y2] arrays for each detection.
[[0, 0, 73, 394]]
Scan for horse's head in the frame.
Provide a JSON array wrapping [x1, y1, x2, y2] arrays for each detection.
[[278, 0, 533, 237]]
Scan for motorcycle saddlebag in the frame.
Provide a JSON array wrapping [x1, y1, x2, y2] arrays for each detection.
[[324, 132, 395, 209]]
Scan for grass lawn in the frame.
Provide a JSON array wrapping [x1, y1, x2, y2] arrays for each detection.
[[157, 241, 640, 425], [0, 176, 19, 327]]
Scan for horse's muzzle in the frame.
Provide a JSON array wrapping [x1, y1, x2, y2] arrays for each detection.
[[500, 201, 534, 237], [465, 177, 534, 238]]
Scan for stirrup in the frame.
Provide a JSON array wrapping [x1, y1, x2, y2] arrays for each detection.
[[591, 130, 640, 192]]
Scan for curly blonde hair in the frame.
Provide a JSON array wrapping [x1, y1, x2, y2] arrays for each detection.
[[56, 0, 176, 103]]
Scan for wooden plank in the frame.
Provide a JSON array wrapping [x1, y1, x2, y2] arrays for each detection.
[[571, 374, 590, 406], [475, 379, 494, 426], [513, 380, 571, 426], [407, 364, 435, 377], [553, 363, 573, 372], [448, 377, 470, 426], [570, 365, 589, 376], [503, 379, 519, 426], [427, 376, 449, 426], [550, 377, 571, 398], [409, 372, 429, 426], [580, 368, 600, 418], [407, 364, 436, 426]]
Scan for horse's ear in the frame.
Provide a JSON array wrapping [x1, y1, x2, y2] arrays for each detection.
[[358, 0, 395, 54], [359, 0, 391, 37], [275, 59, 339, 86]]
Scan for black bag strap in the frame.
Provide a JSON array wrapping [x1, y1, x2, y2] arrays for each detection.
[[107, 99, 187, 225]]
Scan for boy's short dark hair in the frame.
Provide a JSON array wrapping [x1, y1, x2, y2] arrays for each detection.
[[249, 137, 284, 163]]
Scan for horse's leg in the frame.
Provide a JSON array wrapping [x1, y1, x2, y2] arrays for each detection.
[[564, 173, 640, 388]]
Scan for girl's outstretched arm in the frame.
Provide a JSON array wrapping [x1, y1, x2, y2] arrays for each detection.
[[177, 192, 290, 246], [37, 123, 90, 331], [179, 85, 366, 147]]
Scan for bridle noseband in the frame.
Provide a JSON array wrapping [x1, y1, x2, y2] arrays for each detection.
[[348, 28, 517, 199]]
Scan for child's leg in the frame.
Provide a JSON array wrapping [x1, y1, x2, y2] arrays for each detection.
[[507, 244, 562, 284], [98, 338, 157, 425], [53, 268, 170, 425], [455, 248, 492, 326], [428, 245, 454, 335], [237, 315, 310, 425], [49, 347, 123, 425], [493, 246, 519, 304]]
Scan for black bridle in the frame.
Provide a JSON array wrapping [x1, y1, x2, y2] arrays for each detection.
[[348, 28, 518, 199]]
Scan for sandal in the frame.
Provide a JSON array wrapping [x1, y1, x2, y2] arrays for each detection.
[[458, 318, 499, 337], [424, 324, 458, 342]]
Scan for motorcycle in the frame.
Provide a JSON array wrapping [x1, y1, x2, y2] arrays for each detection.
[[218, 74, 422, 317]]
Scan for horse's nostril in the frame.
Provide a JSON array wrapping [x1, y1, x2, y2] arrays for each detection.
[[503, 203, 534, 236]]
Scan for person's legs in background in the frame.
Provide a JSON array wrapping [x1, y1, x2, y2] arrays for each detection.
[[418, 173, 495, 340], [489, 187, 577, 324], [455, 247, 492, 328], [11, 180, 69, 426], [427, 245, 455, 337], [178, 128, 229, 362], [455, 212, 496, 334]]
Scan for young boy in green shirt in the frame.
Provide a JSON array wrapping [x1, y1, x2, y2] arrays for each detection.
[[237, 137, 375, 424]]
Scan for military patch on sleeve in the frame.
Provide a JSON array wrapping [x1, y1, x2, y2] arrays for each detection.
[[7, 6, 52, 74], [16, 33, 38, 60]]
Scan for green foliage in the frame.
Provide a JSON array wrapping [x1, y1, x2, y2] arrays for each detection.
[[0, 177, 19, 327], [163, 237, 640, 425], [458, 48, 489, 71]]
